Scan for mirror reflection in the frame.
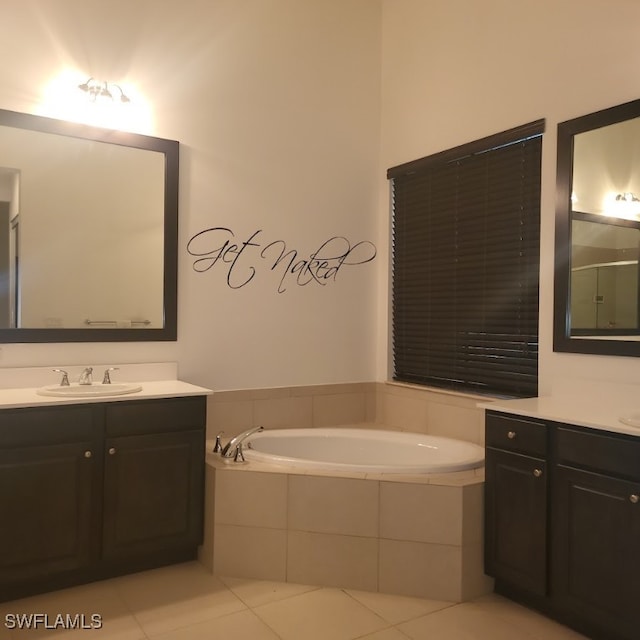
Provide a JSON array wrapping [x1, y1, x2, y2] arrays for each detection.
[[571, 215, 640, 333], [0, 109, 178, 343], [554, 98, 640, 356]]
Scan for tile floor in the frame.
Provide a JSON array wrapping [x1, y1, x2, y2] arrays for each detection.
[[0, 561, 588, 639]]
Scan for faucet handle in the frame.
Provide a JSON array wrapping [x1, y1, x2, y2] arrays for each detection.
[[102, 367, 119, 384], [213, 431, 225, 454], [78, 367, 93, 385], [233, 444, 245, 463], [52, 369, 70, 386]]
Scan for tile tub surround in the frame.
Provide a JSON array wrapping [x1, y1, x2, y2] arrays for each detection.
[[199, 453, 491, 602], [207, 381, 486, 446]]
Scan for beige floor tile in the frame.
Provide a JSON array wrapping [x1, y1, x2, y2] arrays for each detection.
[[218, 576, 319, 608], [345, 589, 454, 625], [1, 580, 144, 639], [112, 562, 246, 637], [398, 601, 540, 640], [468, 595, 589, 640], [146, 609, 281, 640], [356, 629, 410, 640], [253, 588, 388, 640]]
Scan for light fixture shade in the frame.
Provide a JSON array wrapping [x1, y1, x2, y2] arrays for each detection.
[[77, 78, 130, 104]]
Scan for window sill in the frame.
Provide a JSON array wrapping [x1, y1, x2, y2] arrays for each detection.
[[383, 380, 512, 402]]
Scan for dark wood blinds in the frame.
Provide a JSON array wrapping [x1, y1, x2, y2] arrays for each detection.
[[389, 121, 544, 398]]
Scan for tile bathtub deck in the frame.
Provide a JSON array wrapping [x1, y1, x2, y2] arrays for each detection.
[[0, 561, 588, 640]]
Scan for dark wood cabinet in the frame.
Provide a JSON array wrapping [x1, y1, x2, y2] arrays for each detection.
[[0, 441, 99, 581], [553, 465, 640, 639], [551, 425, 640, 640], [0, 395, 206, 602], [485, 448, 547, 596], [103, 429, 204, 560], [485, 410, 640, 640], [485, 412, 548, 597]]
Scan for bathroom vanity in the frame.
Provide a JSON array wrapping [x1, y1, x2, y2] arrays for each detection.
[[483, 397, 640, 640], [0, 374, 210, 603]]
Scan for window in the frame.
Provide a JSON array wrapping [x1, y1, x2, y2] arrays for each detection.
[[389, 120, 544, 398]]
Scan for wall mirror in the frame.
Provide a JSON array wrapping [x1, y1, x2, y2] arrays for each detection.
[[0, 109, 178, 342], [554, 98, 640, 356]]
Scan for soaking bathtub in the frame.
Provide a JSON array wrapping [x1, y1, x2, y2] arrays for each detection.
[[201, 425, 491, 601], [240, 427, 484, 473]]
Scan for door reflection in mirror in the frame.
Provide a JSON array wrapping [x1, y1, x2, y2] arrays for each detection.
[[571, 215, 640, 333]]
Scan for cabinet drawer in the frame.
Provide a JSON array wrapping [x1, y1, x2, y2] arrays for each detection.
[[0, 405, 97, 447], [105, 396, 206, 437], [486, 412, 547, 457], [556, 426, 640, 481]]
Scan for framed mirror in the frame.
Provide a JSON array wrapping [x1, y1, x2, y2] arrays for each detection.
[[554, 98, 640, 355], [0, 108, 178, 342]]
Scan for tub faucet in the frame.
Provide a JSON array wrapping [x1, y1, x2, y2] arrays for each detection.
[[78, 367, 93, 385], [220, 425, 264, 458]]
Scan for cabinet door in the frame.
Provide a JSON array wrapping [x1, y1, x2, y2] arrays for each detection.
[[485, 447, 547, 596], [0, 441, 98, 587], [102, 430, 204, 561], [552, 465, 640, 640]]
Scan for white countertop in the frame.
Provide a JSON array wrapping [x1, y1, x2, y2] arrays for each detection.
[[0, 379, 212, 409], [0, 363, 212, 409], [480, 391, 640, 438]]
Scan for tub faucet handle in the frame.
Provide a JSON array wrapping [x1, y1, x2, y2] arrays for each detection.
[[213, 431, 225, 454], [233, 444, 245, 463]]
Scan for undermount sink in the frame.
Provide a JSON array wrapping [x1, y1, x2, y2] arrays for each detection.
[[36, 383, 143, 398], [619, 413, 640, 428]]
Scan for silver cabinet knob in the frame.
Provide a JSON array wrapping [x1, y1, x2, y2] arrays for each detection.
[[533, 469, 543, 478], [630, 494, 639, 504], [108, 447, 116, 455], [507, 431, 517, 439], [84, 450, 92, 459]]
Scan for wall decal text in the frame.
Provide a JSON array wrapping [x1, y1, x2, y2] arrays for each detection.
[[187, 227, 377, 293]]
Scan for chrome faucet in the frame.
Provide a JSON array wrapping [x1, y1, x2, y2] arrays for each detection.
[[78, 367, 93, 385], [53, 369, 70, 386], [220, 426, 264, 458], [102, 367, 119, 384]]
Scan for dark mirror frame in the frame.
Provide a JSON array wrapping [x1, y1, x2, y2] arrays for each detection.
[[554, 98, 640, 356], [0, 108, 178, 343]]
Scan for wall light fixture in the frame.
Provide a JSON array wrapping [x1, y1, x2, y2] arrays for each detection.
[[602, 191, 640, 220], [78, 77, 131, 103]]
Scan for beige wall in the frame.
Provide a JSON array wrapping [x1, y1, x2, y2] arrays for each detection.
[[377, 0, 640, 395], [0, 0, 380, 390], [1, 0, 640, 398]]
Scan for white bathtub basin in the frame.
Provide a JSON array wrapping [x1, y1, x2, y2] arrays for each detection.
[[238, 427, 484, 474], [37, 383, 142, 398]]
